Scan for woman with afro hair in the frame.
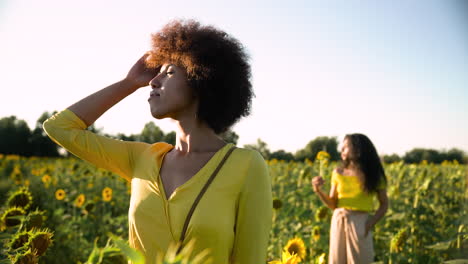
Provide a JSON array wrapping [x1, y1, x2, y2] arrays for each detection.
[[44, 20, 272, 264]]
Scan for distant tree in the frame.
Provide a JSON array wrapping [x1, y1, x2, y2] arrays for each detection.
[[444, 148, 465, 164], [30, 111, 60, 157], [270, 149, 295, 161], [295, 136, 339, 161], [163, 131, 176, 145], [139, 122, 165, 143], [403, 148, 452, 164], [86, 123, 103, 134], [382, 154, 401, 164], [220, 130, 239, 145], [404, 148, 427, 164], [244, 139, 271, 160], [0, 116, 32, 156], [115, 133, 138, 141], [115, 124, 175, 145]]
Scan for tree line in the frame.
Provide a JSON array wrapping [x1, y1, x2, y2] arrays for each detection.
[[0, 112, 466, 164]]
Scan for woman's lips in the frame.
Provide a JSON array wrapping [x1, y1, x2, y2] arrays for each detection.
[[148, 91, 160, 101], [149, 90, 160, 97]]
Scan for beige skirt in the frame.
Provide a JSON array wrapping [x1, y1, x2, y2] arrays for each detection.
[[329, 208, 374, 264]]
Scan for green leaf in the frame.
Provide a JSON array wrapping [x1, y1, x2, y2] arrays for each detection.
[[425, 239, 455, 250], [108, 233, 145, 264], [443, 260, 468, 264], [386, 212, 405, 221]]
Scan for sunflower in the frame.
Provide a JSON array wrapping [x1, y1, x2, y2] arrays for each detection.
[[315, 206, 329, 222], [312, 226, 321, 242], [24, 209, 45, 230], [27, 229, 54, 256], [102, 187, 113, 202], [1, 207, 26, 228], [283, 237, 306, 261], [7, 187, 33, 211], [268, 251, 300, 264], [11, 248, 38, 264], [41, 174, 51, 183], [7, 230, 31, 251], [315, 151, 330, 161], [316, 151, 330, 177], [42, 174, 52, 188], [74, 194, 86, 208], [390, 227, 408, 253], [6, 154, 20, 161], [55, 189, 66, 201], [11, 166, 22, 184], [316, 253, 326, 264], [273, 198, 283, 210]]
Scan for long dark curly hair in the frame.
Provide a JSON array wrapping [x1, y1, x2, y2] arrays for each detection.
[[145, 19, 253, 134], [342, 134, 387, 193]]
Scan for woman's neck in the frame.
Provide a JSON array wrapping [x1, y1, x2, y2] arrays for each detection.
[[173, 116, 225, 153]]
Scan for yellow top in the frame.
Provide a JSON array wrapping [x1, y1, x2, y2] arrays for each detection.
[[331, 170, 385, 212], [43, 109, 272, 264]]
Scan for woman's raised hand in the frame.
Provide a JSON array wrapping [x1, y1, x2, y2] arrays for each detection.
[[311, 176, 325, 192], [125, 53, 160, 89]]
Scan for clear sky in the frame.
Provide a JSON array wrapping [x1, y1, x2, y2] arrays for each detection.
[[1, 0, 467, 155]]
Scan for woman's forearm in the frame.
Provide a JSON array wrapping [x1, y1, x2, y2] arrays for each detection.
[[369, 190, 389, 226], [315, 188, 336, 210], [68, 79, 139, 127], [369, 201, 388, 226]]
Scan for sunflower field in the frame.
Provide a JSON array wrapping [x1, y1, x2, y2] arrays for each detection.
[[0, 153, 466, 263]]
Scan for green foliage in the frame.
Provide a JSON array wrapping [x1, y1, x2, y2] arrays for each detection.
[[0, 112, 60, 157], [382, 154, 402, 164], [270, 150, 295, 162], [295, 136, 340, 162], [244, 138, 271, 159], [0, 116, 32, 156], [0, 151, 466, 263], [139, 122, 165, 143], [116, 123, 176, 145], [164, 131, 177, 145], [403, 148, 466, 164], [220, 130, 239, 145], [268, 159, 467, 263]]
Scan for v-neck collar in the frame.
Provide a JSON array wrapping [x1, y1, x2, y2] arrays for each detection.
[[157, 143, 233, 201]]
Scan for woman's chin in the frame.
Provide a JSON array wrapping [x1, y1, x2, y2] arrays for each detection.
[[150, 110, 167, 120]]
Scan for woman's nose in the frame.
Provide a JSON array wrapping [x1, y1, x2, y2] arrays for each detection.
[[150, 74, 162, 88]]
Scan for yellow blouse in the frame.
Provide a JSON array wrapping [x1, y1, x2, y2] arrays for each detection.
[[331, 170, 385, 212], [43, 110, 272, 264]]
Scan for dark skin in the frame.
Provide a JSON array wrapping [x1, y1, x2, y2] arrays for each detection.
[[68, 53, 226, 199]]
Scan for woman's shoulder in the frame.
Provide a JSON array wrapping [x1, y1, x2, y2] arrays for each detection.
[[333, 167, 343, 175], [232, 147, 265, 163], [146, 142, 174, 155]]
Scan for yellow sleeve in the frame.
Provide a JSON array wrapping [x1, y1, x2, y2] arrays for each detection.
[[331, 169, 339, 186], [231, 151, 272, 264], [43, 109, 149, 182]]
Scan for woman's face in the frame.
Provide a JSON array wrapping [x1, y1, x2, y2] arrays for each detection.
[[341, 138, 352, 161], [148, 63, 197, 120]]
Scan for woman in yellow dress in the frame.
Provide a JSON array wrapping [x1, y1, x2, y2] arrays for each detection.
[[312, 134, 388, 263], [44, 20, 272, 264]]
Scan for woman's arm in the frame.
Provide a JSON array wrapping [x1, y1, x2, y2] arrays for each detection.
[[42, 54, 158, 181], [365, 189, 388, 236], [69, 54, 158, 126], [231, 151, 272, 264], [312, 176, 338, 210]]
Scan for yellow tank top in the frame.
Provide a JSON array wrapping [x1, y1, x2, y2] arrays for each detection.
[[331, 170, 385, 212]]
